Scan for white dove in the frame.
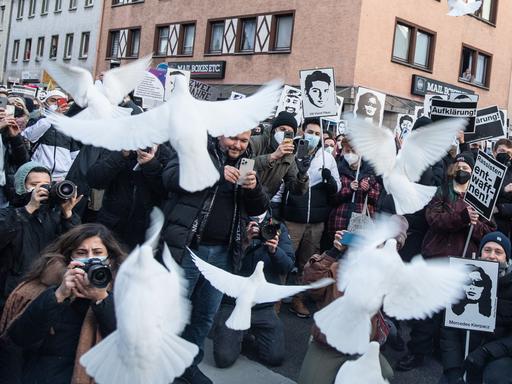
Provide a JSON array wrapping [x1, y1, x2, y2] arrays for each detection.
[[189, 247, 334, 330], [45, 55, 152, 120], [334, 342, 389, 384], [80, 208, 198, 384], [447, 0, 482, 16], [314, 218, 468, 355], [46, 75, 282, 192], [346, 117, 467, 215]]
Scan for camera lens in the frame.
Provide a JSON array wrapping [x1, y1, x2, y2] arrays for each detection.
[[88, 264, 112, 288], [55, 180, 76, 200]]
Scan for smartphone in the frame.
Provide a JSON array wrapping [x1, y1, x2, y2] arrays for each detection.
[[340, 232, 358, 246], [237, 158, 255, 185], [0, 97, 7, 109], [296, 139, 309, 159], [5, 105, 14, 117], [283, 131, 294, 144]]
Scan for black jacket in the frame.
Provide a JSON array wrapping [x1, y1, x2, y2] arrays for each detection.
[[87, 146, 170, 250], [1, 133, 29, 203], [6, 287, 115, 384], [162, 139, 269, 269], [495, 168, 512, 238]]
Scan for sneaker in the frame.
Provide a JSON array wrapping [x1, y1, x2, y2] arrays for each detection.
[[395, 353, 425, 371], [289, 296, 311, 318], [177, 365, 213, 384]]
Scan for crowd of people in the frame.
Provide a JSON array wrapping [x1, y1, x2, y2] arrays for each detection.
[[0, 84, 510, 384]]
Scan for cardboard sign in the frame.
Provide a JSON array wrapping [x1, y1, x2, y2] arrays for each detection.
[[464, 151, 507, 220], [11, 84, 38, 98], [134, 68, 166, 106], [430, 95, 479, 133], [423, 94, 448, 118], [465, 106, 506, 144], [353, 87, 386, 127], [275, 85, 303, 127], [395, 114, 416, 141], [300, 68, 337, 118], [445, 257, 499, 333]]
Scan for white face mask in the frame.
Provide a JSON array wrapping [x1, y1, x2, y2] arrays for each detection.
[[72, 256, 108, 264], [274, 131, 285, 145], [344, 153, 359, 165], [249, 212, 267, 224], [325, 146, 334, 154], [48, 104, 58, 112]]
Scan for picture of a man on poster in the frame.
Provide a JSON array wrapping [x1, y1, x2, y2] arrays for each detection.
[[397, 114, 414, 140], [452, 264, 493, 319], [300, 68, 337, 118], [355, 92, 382, 124], [304, 70, 331, 108], [283, 89, 302, 117]]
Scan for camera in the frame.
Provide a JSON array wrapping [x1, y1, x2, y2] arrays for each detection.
[[258, 220, 281, 241], [40, 180, 77, 204], [77, 258, 112, 288]]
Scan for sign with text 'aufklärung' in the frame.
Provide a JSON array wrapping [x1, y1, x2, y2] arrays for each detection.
[[430, 95, 479, 133], [464, 151, 507, 221]]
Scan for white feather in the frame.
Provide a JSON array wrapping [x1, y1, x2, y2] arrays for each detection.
[[447, 0, 482, 16], [334, 342, 389, 384]]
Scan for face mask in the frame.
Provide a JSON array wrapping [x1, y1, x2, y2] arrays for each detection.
[[72, 256, 108, 264], [325, 146, 334, 154], [48, 104, 58, 112], [273, 131, 285, 145], [496, 152, 510, 165], [454, 170, 471, 185], [344, 153, 359, 165], [249, 212, 267, 224], [304, 133, 320, 149]]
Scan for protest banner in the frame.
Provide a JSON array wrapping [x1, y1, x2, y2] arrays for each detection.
[[11, 84, 38, 98], [134, 68, 166, 107], [464, 151, 507, 221], [465, 106, 506, 143], [445, 257, 499, 333], [353, 86, 386, 127], [189, 79, 214, 101], [430, 94, 478, 133], [423, 94, 448, 118], [300, 68, 337, 118], [275, 85, 303, 126]]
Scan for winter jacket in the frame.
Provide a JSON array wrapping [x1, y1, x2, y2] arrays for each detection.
[[250, 130, 309, 198], [1, 133, 29, 203], [87, 146, 171, 250], [494, 168, 512, 238], [282, 149, 340, 224], [162, 138, 269, 268], [0, 206, 80, 308], [422, 182, 496, 258], [6, 287, 115, 384]]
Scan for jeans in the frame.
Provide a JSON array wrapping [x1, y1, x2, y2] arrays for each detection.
[[180, 244, 231, 365], [212, 303, 285, 368]]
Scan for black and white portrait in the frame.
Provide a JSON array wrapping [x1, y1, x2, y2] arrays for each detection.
[[275, 85, 303, 126], [353, 87, 386, 127], [395, 114, 415, 141], [415, 105, 425, 120], [423, 94, 447, 118], [337, 119, 348, 136], [300, 68, 337, 118], [445, 257, 499, 333]]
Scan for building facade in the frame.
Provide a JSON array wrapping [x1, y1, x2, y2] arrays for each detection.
[[96, 0, 512, 125], [4, 0, 103, 84], [0, 0, 13, 83]]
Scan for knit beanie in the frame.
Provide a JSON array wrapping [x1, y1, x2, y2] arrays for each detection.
[[14, 161, 50, 195], [272, 111, 298, 133], [479, 231, 511, 261], [454, 151, 475, 170]]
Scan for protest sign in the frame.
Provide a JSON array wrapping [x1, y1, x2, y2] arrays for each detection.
[[165, 69, 191, 101], [11, 84, 38, 98], [395, 114, 416, 141], [337, 119, 348, 136], [464, 151, 507, 220], [134, 68, 166, 107], [445, 257, 499, 333], [465, 106, 505, 143], [430, 95, 478, 133], [229, 92, 246, 100], [353, 87, 386, 127], [300, 68, 337, 118], [275, 85, 303, 126], [423, 94, 448, 118], [189, 79, 214, 101], [336, 95, 344, 120]]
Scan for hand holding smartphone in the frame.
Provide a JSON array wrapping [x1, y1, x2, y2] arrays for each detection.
[[237, 158, 255, 185]]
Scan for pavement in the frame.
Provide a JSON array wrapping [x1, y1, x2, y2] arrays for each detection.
[[199, 302, 443, 384]]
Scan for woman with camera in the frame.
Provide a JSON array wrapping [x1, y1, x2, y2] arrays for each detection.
[[0, 223, 126, 384]]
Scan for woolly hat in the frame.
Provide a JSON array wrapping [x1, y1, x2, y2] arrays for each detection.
[[43, 89, 68, 102], [479, 231, 511, 261], [454, 151, 475, 170], [272, 111, 298, 132], [14, 161, 50, 195]]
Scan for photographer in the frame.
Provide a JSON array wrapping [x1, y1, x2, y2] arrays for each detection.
[[212, 211, 294, 368], [0, 161, 81, 309], [0, 223, 126, 384]]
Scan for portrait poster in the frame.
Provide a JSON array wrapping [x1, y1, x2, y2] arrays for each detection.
[[275, 85, 303, 127], [353, 87, 386, 127], [415, 105, 425, 120], [300, 68, 337, 118], [395, 114, 416, 141], [445, 257, 499, 333], [430, 94, 479, 133], [423, 94, 448, 118], [337, 119, 348, 136]]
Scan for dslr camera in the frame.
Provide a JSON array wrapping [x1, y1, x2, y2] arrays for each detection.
[[76, 258, 112, 288], [257, 220, 281, 242], [40, 180, 77, 204]]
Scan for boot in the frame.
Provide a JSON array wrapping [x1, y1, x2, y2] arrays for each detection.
[[289, 295, 311, 318]]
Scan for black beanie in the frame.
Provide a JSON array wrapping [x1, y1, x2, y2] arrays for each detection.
[[412, 116, 432, 131], [454, 151, 475, 170], [272, 111, 298, 133]]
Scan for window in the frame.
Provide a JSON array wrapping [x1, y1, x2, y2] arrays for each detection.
[[459, 45, 492, 87], [28, 0, 35, 16], [12, 40, 20, 61], [474, 0, 497, 24], [69, 0, 76, 9], [180, 23, 195, 55], [64, 33, 73, 59], [50, 34, 58, 58], [127, 28, 140, 57], [84, 0, 93, 6], [238, 18, 255, 52], [23, 38, 31, 61], [16, 0, 24, 18], [155, 26, 168, 56], [208, 21, 224, 53], [41, 0, 48, 13], [109, 30, 120, 58], [54, 0, 61, 11], [36, 36, 44, 58], [392, 20, 435, 71], [273, 14, 293, 51], [79, 31, 89, 58]]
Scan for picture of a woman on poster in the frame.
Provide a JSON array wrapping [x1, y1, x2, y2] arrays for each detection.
[[355, 92, 382, 125], [452, 264, 492, 319]]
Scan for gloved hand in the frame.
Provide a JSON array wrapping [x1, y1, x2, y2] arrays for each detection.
[[464, 346, 491, 372], [321, 168, 331, 183], [296, 156, 311, 177]]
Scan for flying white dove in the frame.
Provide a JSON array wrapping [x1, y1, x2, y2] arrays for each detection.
[[346, 117, 467, 215], [334, 342, 389, 384], [314, 217, 468, 355], [46, 75, 282, 192], [189, 247, 334, 330], [447, 0, 482, 16], [44, 54, 152, 119], [80, 208, 198, 384]]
